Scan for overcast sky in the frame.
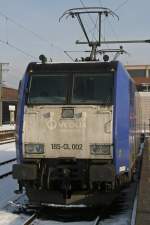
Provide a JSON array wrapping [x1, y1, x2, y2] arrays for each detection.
[[0, 0, 150, 88]]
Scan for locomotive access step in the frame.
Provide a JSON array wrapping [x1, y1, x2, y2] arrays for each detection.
[[136, 138, 150, 225]]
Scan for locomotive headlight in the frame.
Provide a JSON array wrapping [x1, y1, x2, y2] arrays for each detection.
[[90, 144, 111, 155], [25, 144, 44, 154]]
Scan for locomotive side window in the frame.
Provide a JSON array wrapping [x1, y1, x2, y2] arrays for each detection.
[[27, 75, 67, 104], [72, 73, 114, 104]]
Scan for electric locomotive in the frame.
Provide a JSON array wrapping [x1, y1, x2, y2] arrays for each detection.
[[13, 7, 142, 206], [13, 60, 141, 205]]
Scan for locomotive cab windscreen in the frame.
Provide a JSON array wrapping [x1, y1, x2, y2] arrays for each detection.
[[27, 72, 114, 105]]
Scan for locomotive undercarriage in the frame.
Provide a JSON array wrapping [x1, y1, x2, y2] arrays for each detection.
[[13, 158, 117, 205]]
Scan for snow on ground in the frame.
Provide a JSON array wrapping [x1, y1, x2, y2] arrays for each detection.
[[0, 161, 15, 176], [0, 176, 18, 209], [0, 170, 28, 225], [0, 142, 17, 207], [0, 142, 16, 162], [0, 141, 34, 225], [0, 125, 15, 131], [0, 142, 16, 179], [0, 211, 28, 225]]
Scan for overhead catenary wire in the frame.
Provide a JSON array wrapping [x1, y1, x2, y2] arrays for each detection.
[[64, 51, 74, 62], [78, 1, 118, 43], [79, 0, 98, 26], [97, 0, 131, 59], [0, 39, 37, 60], [98, 0, 103, 6], [79, 0, 98, 42], [79, 0, 117, 60], [0, 1, 130, 62], [0, 10, 71, 60], [7, 65, 23, 79], [91, 15, 99, 42], [108, 0, 130, 44], [96, 0, 130, 36], [0, 10, 52, 45], [114, 0, 130, 12], [96, 0, 115, 59], [5, 16, 8, 43], [105, 18, 129, 60], [106, 17, 120, 42]]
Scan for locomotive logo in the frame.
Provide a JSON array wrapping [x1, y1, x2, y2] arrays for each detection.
[[43, 112, 87, 130]]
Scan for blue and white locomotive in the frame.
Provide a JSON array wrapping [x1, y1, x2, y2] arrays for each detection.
[[13, 60, 141, 205]]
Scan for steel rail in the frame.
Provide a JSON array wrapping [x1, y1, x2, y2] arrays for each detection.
[[0, 158, 16, 166], [93, 216, 100, 225], [23, 213, 37, 225], [0, 139, 15, 145], [0, 158, 16, 179], [0, 171, 12, 179], [0, 129, 14, 132], [0, 130, 15, 142]]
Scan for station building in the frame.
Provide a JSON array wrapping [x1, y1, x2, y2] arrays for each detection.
[[2, 86, 18, 124], [126, 65, 150, 133]]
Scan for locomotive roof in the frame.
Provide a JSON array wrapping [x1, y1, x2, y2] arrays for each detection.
[[26, 61, 118, 74]]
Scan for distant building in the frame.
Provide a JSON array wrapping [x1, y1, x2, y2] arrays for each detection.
[[126, 65, 150, 92], [138, 92, 150, 133], [126, 65, 150, 133], [126, 65, 150, 78], [2, 86, 18, 124]]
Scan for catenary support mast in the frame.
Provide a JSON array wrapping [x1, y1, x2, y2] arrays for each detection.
[[0, 63, 9, 126]]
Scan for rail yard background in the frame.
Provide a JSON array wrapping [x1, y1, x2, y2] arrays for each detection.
[[0, 0, 150, 224]]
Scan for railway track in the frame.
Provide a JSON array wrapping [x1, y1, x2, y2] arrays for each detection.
[[0, 130, 15, 142], [23, 213, 38, 225], [0, 139, 15, 145], [93, 217, 100, 225], [7, 180, 139, 225], [0, 157, 16, 179], [0, 158, 16, 166]]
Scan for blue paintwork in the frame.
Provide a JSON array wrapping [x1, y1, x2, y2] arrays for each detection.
[[16, 72, 29, 163], [113, 62, 135, 175]]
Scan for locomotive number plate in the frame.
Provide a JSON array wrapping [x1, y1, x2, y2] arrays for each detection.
[[51, 144, 83, 150]]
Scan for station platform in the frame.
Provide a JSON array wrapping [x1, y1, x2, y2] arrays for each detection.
[[136, 138, 150, 225], [0, 124, 15, 131]]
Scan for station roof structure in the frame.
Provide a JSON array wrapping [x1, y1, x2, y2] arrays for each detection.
[[1, 86, 18, 102]]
